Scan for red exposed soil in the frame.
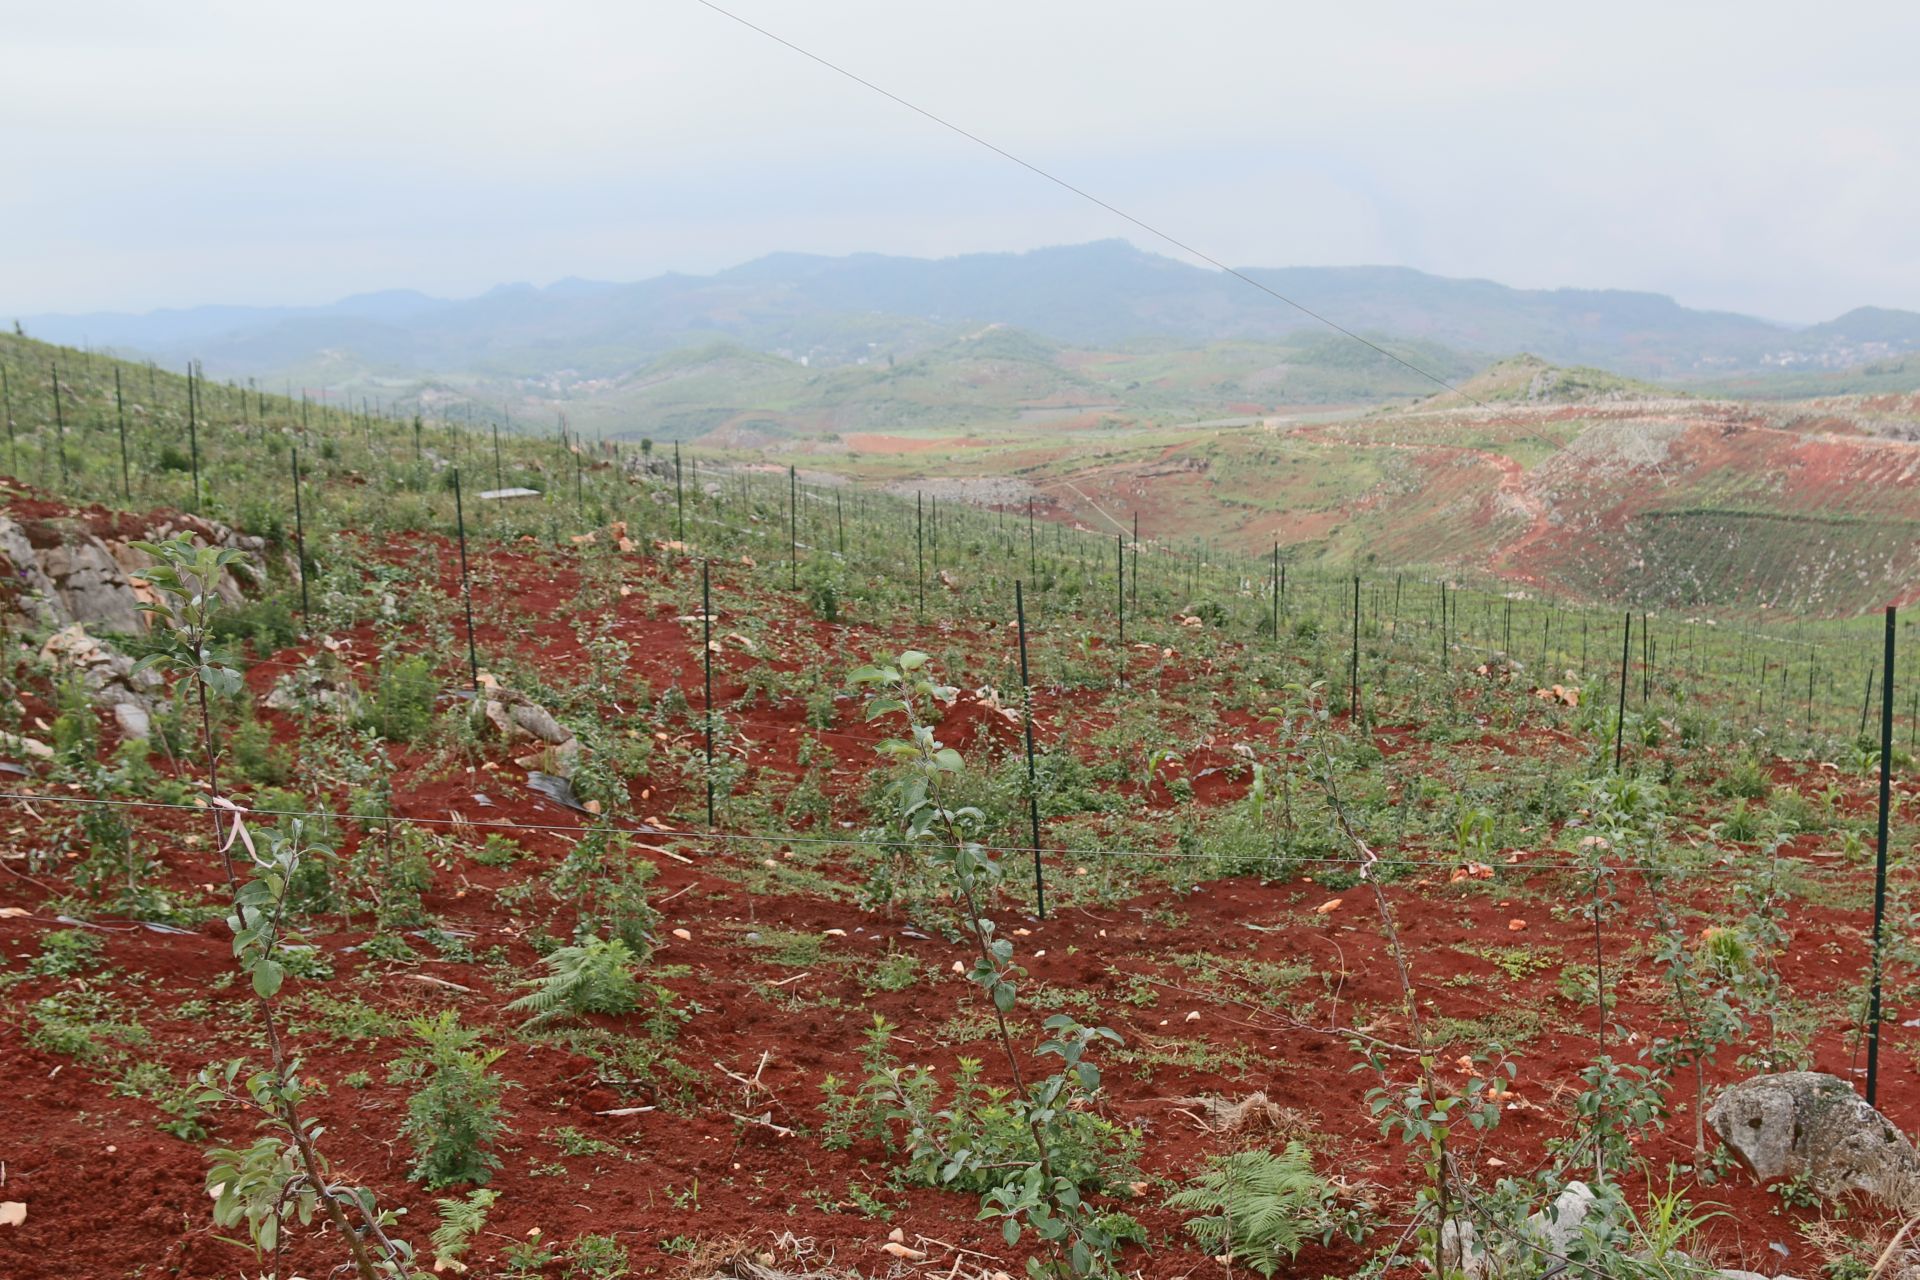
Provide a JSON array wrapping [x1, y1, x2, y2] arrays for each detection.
[[2, 500, 1917, 1279]]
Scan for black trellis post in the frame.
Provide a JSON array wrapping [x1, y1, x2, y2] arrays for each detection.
[[674, 441, 685, 540], [114, 367, 130, 500], [1130, 512, 1138, 608], [703, 559, 716, 830], [1116, 534, 1125, 650], [789, 465, 798, 589], [291, 447, 311, 627], [836, 490, 845, 555], [1867, 606, 1897, 1106], [452, 468, 479, 692], [1615, 612, 1632, 772], [187, 361, 202, 510], [1016, 581, 1046, 919], [1641, 612, 1651, 704], [916, 492, 926, 615], [1350, 575, 1361, 720], [1027, 498, 1036, 582], [50, 363, 67, 485], [1271, 542, 1280, 642], [2, 365, 15, 474]]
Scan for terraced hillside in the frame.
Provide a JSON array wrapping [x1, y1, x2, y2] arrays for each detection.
[[767, 359, 1920, 618]]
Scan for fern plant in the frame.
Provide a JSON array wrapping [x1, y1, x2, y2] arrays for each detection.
[[507, 936, 640, 1025], [430, 1188, 499, 1273], [1164, 1145, 1361, 1276]]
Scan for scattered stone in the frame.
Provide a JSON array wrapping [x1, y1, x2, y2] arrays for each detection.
[[477, 673, 581, 777], [264, 665, 361, 717], [41, 537, 145, 633], [0, 732, 53, 761], [1439, 1181, 1599, 1278], [39, 625, 162, 738]]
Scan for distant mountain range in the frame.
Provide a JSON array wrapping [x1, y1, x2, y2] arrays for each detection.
[[17, 240, 1920, 391]]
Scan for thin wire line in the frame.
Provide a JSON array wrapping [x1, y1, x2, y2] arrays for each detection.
[[0, 788, 1871, 879], [689, 0, 1490, 409]]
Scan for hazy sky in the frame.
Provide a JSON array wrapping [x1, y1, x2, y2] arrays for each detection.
[[5, 0, 1917, 322]]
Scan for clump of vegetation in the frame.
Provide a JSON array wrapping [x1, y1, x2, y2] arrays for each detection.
[[508, 936, 643, 1025], [1165, 1146, 1369, 1274], [395, 1011, 507, 1188]]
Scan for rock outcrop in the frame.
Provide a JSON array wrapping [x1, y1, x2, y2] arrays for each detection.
[[0, 511, 273, 634]]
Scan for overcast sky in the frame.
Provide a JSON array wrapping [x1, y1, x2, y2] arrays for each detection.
[[4, 1, 1916, 322]]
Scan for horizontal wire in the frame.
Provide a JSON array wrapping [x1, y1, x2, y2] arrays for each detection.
[[689, 0, 1487, 408], [0, 787, 1877, 880]]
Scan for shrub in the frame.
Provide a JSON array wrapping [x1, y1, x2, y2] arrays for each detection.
[[360, 653, 439, 743], [549, 827, 657, 955], [209, 595, 300, 655], [397, 1012, 506, 1188], [231, 715, 292, 785], [1718, 756, 1772, 801]]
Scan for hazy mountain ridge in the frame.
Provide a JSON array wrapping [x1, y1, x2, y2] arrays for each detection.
[[19, 242, 1920, 388]]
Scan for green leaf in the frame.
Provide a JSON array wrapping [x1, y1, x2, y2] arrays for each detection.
[[1002, 1217, 1021, 1247], [251, 959, 285, 999], [899, 650, 930, 671]]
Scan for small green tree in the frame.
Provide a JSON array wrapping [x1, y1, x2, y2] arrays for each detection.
[[851, 651, 1131, 1278], [133, 535, 415, 1280]]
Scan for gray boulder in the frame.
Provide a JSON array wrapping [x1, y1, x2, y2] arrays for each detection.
[[1529, 1180, 1597, 1255], [1708, 1071, 1920, 1206], [1437, 1182, 1600, 1277], [264, 666, 361, 717], [478, 674, 580, 777]]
